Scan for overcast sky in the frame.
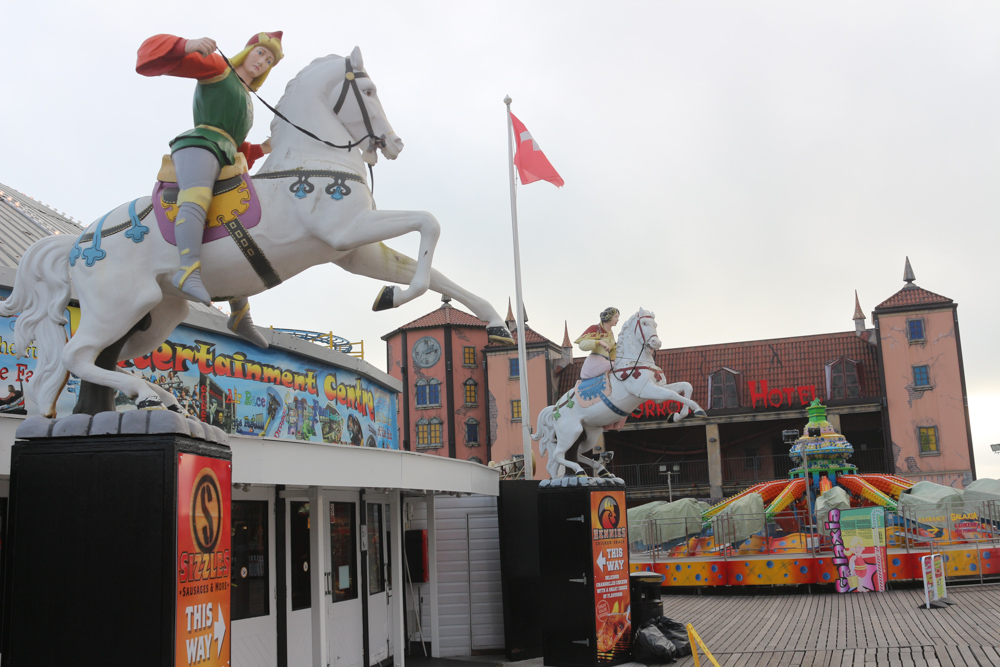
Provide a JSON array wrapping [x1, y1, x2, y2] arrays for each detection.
[[5, 1, 999, 475]]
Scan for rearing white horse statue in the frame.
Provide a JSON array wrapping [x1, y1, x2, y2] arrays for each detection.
[[533, 308, 706, 478], [0, 47, 513, 417]]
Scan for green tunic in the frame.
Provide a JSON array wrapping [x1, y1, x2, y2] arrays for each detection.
[[169, 69, 253, 166]]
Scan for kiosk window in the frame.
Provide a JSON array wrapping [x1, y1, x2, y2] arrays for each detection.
[[330, 502, 358, 602], [368, 503, 385, 595], [231, 501, 270, 620], [290, 501, 311, 611]]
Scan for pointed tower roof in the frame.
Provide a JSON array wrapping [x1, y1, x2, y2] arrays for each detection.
[[902, 256, 917, 289], [380, 302, 487, 339], [852, 291, 865, 322], [562, 321, 572, 348], [506, 298, 514, 323], [875, 257, 953, 311]]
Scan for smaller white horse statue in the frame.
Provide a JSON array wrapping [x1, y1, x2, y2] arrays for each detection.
[[533, 308, 706, 479]]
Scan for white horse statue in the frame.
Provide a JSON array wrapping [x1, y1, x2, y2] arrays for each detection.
[[0, 47, 513, 417], [533, 308, 706, 479]]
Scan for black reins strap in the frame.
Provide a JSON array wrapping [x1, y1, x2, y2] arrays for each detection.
[[218, 49, 381, 152]]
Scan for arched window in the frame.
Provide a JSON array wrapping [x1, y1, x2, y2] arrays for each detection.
[[827, 358, 862, 399], [464, 379, 478, 405], [429, 418, 443, 446], [415, 418, 429, 446], [415, 378, 441, 407], [709, 368, 740, 409], [465, 418, 480, 445], [468, 456, 483, 465]]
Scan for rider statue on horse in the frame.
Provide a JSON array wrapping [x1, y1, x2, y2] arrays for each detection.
[[137, 31, 284, 348]]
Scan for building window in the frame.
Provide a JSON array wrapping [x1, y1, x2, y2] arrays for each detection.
[[913, 365, 931, 387], [463, 346, 476, 366], [509, 357, 520, 378], [468, 456, 483, 464], [511, 399, 522, 421], [415, 379, 441, 407], [330, 502, 358, 602], [709, 369, 740, 409], [231, 500, 270, 620], [829, 359, 861, 399], [290, 501, 311, 611], [907, 319, 925, 342], [464, 379, 478, 405], [416, 418, 429, 446], [466, 418, 480, 445], [429, 418, 443, 446], [918, 426, 939, 454]]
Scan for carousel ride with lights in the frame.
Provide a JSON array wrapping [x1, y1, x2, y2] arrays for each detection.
[[628, 400, 1000, 587]]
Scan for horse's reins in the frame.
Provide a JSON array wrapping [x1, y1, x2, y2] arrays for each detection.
[[219, 48, 386, 191]]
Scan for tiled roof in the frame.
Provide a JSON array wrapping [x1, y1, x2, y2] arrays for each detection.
[[556, 331, 881, 407], [0, 182, 84, 268], [486, 325, 552, 348], [382, 303, 487, 339], [875, 285, 952, 311]]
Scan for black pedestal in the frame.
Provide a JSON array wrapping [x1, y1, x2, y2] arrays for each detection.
[[1, 433, 232, 667], [538, 483, 632, 667], [498, 480, 543, 661]]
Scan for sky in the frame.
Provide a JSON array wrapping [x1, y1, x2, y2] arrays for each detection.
[[4, 1, 999, 476]]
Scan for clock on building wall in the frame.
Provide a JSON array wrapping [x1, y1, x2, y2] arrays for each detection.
[[412, 336, 442, 368]]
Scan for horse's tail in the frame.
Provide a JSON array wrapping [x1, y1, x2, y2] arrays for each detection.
[[532, 405, 558, 457], [0, 235, 75, 416]]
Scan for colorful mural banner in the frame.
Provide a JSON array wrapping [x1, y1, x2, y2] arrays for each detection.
[[0, 288, 398, 447], [176, 453, 232, 666], [591, 490, 631, 663], [829, 507, 887, 593]]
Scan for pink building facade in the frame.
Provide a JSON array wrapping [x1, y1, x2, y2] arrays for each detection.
[[382, 301, 490, 461], [873, 261, 976, 487], [483, 318, 569, 478]]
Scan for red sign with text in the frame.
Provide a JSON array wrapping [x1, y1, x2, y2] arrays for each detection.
[[591, 490, 631, 662], [176, 454, 232, 667]]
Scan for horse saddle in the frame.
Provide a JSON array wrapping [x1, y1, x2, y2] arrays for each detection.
[[152, 154, 262, 246], [575, 372, 611, 408]]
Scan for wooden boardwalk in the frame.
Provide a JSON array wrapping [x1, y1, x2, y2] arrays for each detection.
[[663, 584, 1000, 666], [502, 584, 1000, 667]]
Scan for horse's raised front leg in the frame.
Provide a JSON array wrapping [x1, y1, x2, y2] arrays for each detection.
[[636, 381, 706, 420], [663, 381, 694, 421], [335, 242, 514, 342], [323, 210, 439, 310]]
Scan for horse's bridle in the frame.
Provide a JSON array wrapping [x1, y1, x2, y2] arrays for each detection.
[[617, 314, 660, 381], [221, 50, 386, 152], [332, 60, 387, 151]]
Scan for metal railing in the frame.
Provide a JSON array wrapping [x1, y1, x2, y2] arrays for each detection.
[[612, 459, 710, 489]]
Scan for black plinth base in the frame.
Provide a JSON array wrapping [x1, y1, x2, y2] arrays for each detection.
[[1, 433, 231, 667], [538, 483, 632, 667]]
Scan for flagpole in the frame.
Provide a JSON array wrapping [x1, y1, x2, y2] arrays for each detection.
[[505, 95, 534, 480]]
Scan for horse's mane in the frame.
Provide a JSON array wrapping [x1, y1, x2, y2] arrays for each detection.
[[614, 308, 654, 365], [269, 54, 346, 136]]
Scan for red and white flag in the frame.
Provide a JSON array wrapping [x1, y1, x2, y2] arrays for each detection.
[[510, 112, 564, 187]]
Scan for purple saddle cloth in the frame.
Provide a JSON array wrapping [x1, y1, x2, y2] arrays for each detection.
[[152, 173, 262, 246]]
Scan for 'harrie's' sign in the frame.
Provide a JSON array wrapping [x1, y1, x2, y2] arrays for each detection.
[[747, 380, 816, 410]]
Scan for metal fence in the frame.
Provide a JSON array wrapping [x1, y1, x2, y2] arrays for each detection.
[[612, 459, 710, 489]]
